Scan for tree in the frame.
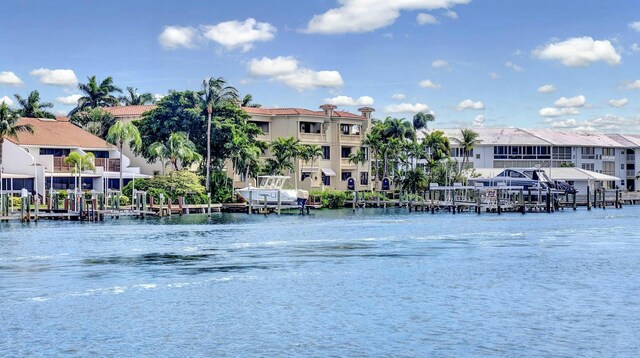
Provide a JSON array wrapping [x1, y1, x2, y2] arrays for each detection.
[[201, 77, 238, 193], [300, 144, 323, 183], [13, 90, 55, 118], [348, 147, 367, 188], [424, 130, 451, 163], [412, 112, 434, 132], [64, 152, 95, 191], [106, 121, 141, 190], [401, 167, 428, 195], [0, 103, 34, 201], [452, 129, 481, 173], [70, 75, 122, 116], [69, 107, 116, 139], [148, 132, 202, 173], [119, 87, 154, 106], [383, 117, 415, 141], [240, 93, 261, 108], [266, 136, 300, 182]]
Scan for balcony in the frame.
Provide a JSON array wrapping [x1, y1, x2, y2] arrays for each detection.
[[95, 158, 121, 172], [340, 134, 363, 145], [627, 170, 637, 178], [341, 158, 357, 167], [627, 154, 635, 162], [299, 132, 325, 143], [53, 157, 73, 172], [601, 155, 615, 161]]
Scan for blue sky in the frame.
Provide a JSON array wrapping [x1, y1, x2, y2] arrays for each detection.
[[1, 0, 639, 132]]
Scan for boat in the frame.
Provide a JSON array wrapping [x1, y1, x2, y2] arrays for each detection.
[[470, 168, 577, 194], [235, 176, 309, 205]]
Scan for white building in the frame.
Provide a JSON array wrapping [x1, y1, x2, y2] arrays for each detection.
[[422, 128, 638, 191], [2, 116, 148, 199]]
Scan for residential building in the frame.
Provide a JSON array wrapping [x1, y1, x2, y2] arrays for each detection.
[[1, 116, 148, 199], [423, 128, 638, 191], [241, 104, 374, 191], [102, 105, 160, 176]]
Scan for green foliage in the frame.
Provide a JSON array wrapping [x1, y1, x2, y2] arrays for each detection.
[[309, 190, 348, 208], [119, 195, 130, 206], [13, 90, 55, 119], [69, 107, 115, 139], [70, 75, 122, 116], [119, 87, 153, 106], [122, 170, 206, 203]]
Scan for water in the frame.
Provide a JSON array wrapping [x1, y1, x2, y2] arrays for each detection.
[[1, 208, 639, 357]]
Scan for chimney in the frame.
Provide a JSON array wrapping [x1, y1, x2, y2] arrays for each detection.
[[358, 107, 375, 120], [320, 104, 337, 117]]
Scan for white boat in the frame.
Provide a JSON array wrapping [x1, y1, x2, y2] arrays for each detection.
[[236, 176, 309, 205], [470, 168, 577, 194]]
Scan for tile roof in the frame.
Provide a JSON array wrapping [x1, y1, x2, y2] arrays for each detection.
[[102, 105, 156, 117], [6, 117, 113, 149], [242, 106, 365, 119]]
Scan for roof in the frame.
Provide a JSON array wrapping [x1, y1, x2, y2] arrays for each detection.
[[471, 167, 620, 181], [242, 106, 365, 119], [425, 127, 633, 148], [102, 105, 156, 117], [6, 117, 114, 149]]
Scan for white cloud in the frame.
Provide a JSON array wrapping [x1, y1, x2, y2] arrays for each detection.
[[0, 96, 13, 106], [548, 118, 578, 128], [383, 102, 430, 114], [488, 72, 500, 80], [248, 56, 299, 77], [277, 69, 343, 91], [505, 61, 524, 72], [539, 107, 580, 117], [444, 10, 458, 19], [324, 95, 374, 106], [29, 68, 78, 86], [304, 0, 472, 34], [537, 84, 557, 93], [417, 13, 438, 25], [608, 98, 629, 108], [631, 43, 640, 52], [382, 33, 394, 39], [0, 71, 23, 86], [202, 18, 276, 52], [55, 94, 81, 105], [419, 79, 441, 89], [456, 99, 484, 111], [158, 26, 197, 49], [629, 21, 640, 32], [153, 94, 165, 102], [623, 80, 640, 90], [533, 37, 621, 67], [391, 93, 406, 100], [248, 55, 343, 91], [472, 115, 485, 127], [554, 95, 586, 108], [432, 59, 450, 69], [546, 114, 630, 132]]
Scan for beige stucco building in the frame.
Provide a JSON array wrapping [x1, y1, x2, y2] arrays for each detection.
[[241, 104, 374, 191]]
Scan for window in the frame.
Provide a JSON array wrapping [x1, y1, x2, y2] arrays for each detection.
[[340, 124, 361, 135], [46, 177, 93, 190], [341, 171, 352, 181], [322, 172, 330, 186], [301, 172, 311, 181], [250, 121, 269, 134], [621, 164, 625, 170], [340, 124, 350, 135], [40, 148, 70, 157], [553, 146, 572, 160], [341, 147, 352, 158], [602, 161, 615, 176], [300, 122, 321, 134], [360, 172, 369, 185], [88, 151, 109, 159], [582, 163, 594, 171], [322, 146, 331, 160], [476, 153, 480, 159], [603, 148, 615, 157], [581, 147, 595, 159]]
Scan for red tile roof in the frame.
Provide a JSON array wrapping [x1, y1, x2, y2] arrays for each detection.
[[7, 117, 113, 149], [103, 105, 157, 117], [242, 107, 365, 119]]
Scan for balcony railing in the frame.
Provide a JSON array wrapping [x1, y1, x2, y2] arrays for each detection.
[[299, 132, 325, 143], [95, 158, 121, 172], [339, 134, 363, 144], [341, 158, 357, 167], [627, 154, 635, 162], [627, 170, 636, 178], [53, 157, 73, 172]]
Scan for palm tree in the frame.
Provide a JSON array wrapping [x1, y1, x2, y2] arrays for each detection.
[[13, 90, 55, 118], [64, 152, 95, 191], [240, 94, 261, 108], [165, 132, 202, 170], [363, 131, 382, 188], [70, 107, 116, 139], [412, 112, 434, 132], [266, 136, 300, 181], [106, 121, 141, 190], [119, 87, 154, 106], [401, 167, 428, 195], [201, 77, 238, 192], [384, 117, 415, 141], [302, 144, 323, 184], [0, 103, 34, 204], [70, 75, 122, 116], [452, 129, 481, 173], [348, 147, 367, 188], [424, 130, 451, 163]]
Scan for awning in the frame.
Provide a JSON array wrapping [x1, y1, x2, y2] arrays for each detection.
[[321, 168, 336, 176]]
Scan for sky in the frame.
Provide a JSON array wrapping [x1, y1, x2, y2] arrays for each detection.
[[1, 0, 639, 132]]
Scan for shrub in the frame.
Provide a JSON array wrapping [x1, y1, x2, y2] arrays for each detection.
[[122, 171, 205, 202], [119, 195, 130, 206], [309, 190, 348, 208]]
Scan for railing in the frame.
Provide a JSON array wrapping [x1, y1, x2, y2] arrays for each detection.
[[339, 134, 362, 144], [299, 132, 325, 143], [53, 157, 73, 172], [95, 158, 121, 172], [601, 155, 615, 161], [627, 154, 635, 162], [341, 158, 357, 167], [627, 170, 636, 178]]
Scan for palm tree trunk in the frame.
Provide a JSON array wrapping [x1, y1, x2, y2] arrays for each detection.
[[206, 109, 212, 193], [383, 150, 388, 179], [119, 141, 124, 191]]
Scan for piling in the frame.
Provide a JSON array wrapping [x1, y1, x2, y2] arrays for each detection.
[[207, 193, 212, 216], [248, 191, 253, 214], [277, 191, 281, 215]]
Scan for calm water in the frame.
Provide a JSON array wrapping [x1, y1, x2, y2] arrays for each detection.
[[1, 207, 639, 357]]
